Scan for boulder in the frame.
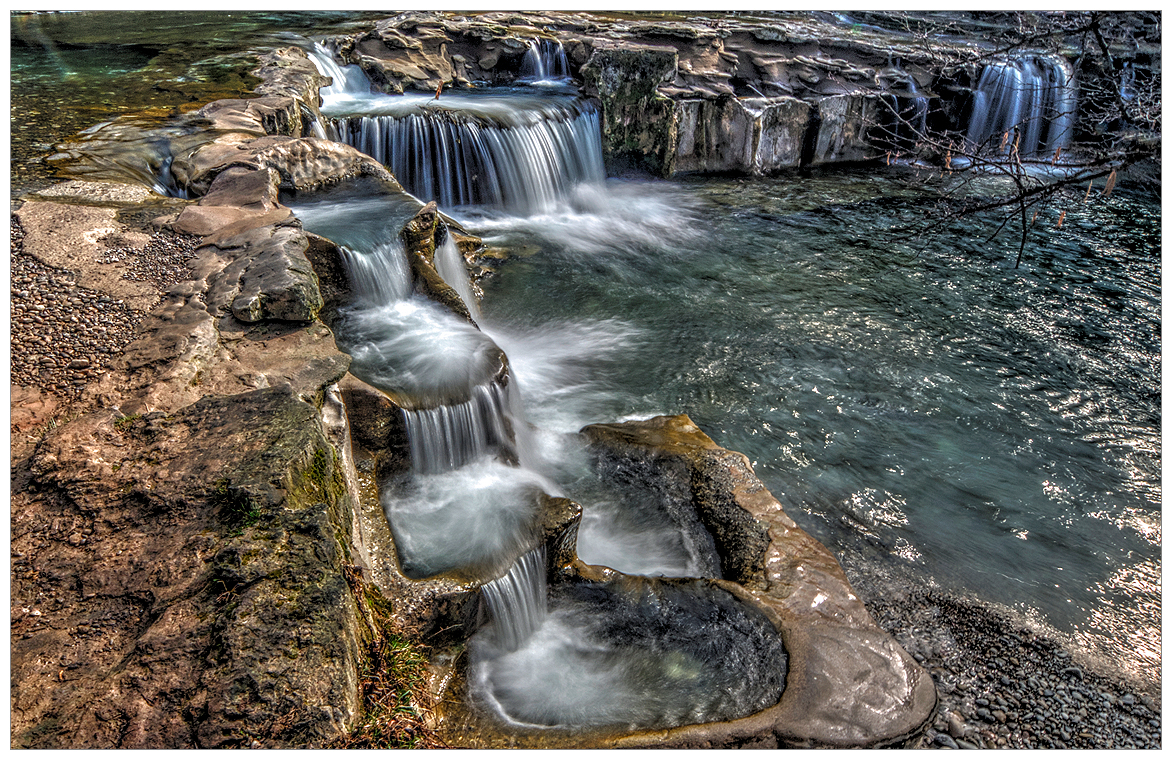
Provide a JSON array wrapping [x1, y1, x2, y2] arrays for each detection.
[[582, 45, 680, 175], [580, 415, 937, 748], [171, 134, 398, 198]]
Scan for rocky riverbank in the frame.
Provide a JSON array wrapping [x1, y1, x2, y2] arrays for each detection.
[[849, 575, 1161, 749]]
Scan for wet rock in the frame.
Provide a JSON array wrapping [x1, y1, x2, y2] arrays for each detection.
[[582, 46, 680, 176], [581, 415, 936, 748]]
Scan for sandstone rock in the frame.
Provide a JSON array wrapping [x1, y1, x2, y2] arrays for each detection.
[[12, 388, 369, 748], [580, 415, 937, 748], [10, 385, 59, 435], [172, 134, 398, 198], [400, 202, 478, 325], [198, 220, 325, 324], [25, 179, 157, 205]]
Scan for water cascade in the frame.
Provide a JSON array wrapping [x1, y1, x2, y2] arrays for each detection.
[[479, 546, 549, 652], [299, 46, 789, 736], [325, 99, 604, 212], [965, 54, 1076, 157], [435, 234, 481, 320], [402, 380, 513, 474], [308, 41, 372, 100], [518, 38, 570, 82]]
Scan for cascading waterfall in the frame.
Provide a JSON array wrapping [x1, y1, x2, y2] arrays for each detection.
[[965, 54, 1076, 158], [480, 546, 549, 652], [435, 234, 481, 320], [519, 38, 570, 81], [308, 41, 371, 99], [326, 102, 604, 212], [297, 43, 789, 732], [338, 240, 411, 304], [402, 380, 513, 474]]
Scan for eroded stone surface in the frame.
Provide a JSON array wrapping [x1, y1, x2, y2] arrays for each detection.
[[581, 415, 937, 748], [328, 11, 987, 175], [11, 388, 365, 748]]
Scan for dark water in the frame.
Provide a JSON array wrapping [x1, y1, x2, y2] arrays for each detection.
[[457, 171, 1161, 689]]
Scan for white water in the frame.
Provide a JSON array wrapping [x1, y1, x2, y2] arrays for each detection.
[[480, 546, 549, 651], [966, 55, 1076, 157], [327, 104, 604, 213], [518, 38, 570, 83], [338, 241, 411, 304], [402, 380, 512, 474], [385, 462, 558, 579], [434, 234, 480, 320], [307, 41, 371, 103], [469, 582, 785, 730]]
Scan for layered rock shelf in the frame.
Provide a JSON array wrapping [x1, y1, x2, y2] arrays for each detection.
[[12, 11, 1155, 751], [322, 11, 992, 175]]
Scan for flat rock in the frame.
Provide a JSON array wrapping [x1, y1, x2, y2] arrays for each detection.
[[24, 179, 157, 205], [13, 201, 159, 311]]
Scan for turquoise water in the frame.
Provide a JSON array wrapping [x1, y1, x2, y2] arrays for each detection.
[[453, 171, 1161, 688]]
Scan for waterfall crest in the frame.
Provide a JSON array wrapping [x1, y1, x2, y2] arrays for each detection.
[[327, 102, 604, 212], [481, 546, 549, 652], [966, 55, 1076, 158]]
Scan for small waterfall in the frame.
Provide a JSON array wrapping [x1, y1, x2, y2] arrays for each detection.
[[327, 102, 604, 212], [435, 234, 480, 320], [965, 55, 1076, 158], [481, 546, 548, 652], [307, 41, 371, 100], [519, 39, 570, 81], [402, 380, 514, 474], [339, 240, 411, 303]]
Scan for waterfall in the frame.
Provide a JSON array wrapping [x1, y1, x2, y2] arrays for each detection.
[[402, 380, 515, 474], [307, 41, 371, 101], [519, 38, 570, 81], [435, 234, 480, 320], [339, 240, 411, 304], [326, 102, 604, 212], [481, 546, 548, 652], [965, 55, 1076, 158]]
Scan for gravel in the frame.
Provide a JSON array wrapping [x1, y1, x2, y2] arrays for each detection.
[[9, 215, 201, 405], [861, 588, 1161, 749]]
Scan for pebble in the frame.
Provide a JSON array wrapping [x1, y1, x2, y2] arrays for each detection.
[[9, 216, 200, 407], [848, 585, 1161, 750]]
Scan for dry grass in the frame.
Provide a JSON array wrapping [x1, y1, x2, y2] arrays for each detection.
[[333, 572, 448, 749]]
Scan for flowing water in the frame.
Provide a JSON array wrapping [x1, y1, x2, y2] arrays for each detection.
[[966, 55, 1076, 157], [22, 12, 1161, 727], [462, 171, 1160, 690]]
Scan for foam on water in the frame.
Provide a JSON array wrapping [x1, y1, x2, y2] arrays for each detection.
[[337, 295, 503, 407], [470, 581, 786, 730], [384, 459, 559, 580]]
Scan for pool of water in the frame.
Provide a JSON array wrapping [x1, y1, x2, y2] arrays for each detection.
[[456, 170, 1161, 689], [10, 10, 384, 197]]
